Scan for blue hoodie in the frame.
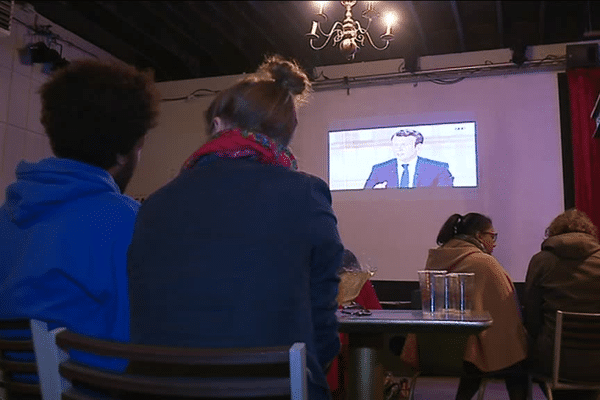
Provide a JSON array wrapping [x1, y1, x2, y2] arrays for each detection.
[[0, 157, 139, 371]]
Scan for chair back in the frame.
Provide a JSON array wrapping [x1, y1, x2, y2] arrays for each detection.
[[55, 329, 308, 399], [552, 310, 600, 385], [0, 319, 42, 399], [30, 320, 68, 400]]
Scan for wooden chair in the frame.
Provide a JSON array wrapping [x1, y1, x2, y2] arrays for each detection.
[[0, 319, 42, 400], [530, 310, 600, 400], [54, 329, 308, 399]]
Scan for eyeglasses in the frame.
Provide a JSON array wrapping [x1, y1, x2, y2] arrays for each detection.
[[481, 231, 498, 241]]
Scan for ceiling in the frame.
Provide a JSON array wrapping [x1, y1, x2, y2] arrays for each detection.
[[23, 1, 600, 82]]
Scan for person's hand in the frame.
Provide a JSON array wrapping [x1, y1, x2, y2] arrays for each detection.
[[373, 181, 388, 189]]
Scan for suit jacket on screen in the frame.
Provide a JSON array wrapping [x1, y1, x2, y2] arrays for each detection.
[[364, 156, 454, 188]]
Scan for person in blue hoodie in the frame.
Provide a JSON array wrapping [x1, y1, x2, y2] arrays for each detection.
[[0, 59, 160, 376]]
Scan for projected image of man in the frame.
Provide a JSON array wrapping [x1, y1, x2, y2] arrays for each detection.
[[364, 129, 454, 189]]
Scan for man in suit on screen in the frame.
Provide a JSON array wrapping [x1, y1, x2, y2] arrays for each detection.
[[364, 129, 454, 189]]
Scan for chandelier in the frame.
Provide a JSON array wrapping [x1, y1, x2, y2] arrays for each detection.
[[307, 1, 395, 60]]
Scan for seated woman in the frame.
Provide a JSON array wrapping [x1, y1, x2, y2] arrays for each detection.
[[403, 213, 528, 400], [525, 209, 600, 400], [328, 249, 382, 399], [127, 55, 343, 400]]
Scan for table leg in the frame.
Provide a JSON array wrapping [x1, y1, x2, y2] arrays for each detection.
[[347, 333, 384, 400]]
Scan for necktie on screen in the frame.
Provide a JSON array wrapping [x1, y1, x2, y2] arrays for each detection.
[[400, 164, 409, 188]]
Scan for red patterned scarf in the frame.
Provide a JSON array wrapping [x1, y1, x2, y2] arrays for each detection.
[[181, 128, 298, 171]]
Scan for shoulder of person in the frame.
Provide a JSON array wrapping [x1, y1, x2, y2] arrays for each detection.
[[463, 252, 505, 274], [372, 158, 397, 168], [88, 192, 140, 222], [418, 157, 449, 168], [295, 171, 331, 192]]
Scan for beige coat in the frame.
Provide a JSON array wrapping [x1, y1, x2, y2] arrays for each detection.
[[424, 238, 527, 372]]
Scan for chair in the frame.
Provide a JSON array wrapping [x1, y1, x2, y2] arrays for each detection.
[[0, 319, 42, 400], [403, 292, 489, 400], [407, 331, 490, 400], [531, 310, 600, 400], [54, 329, 308, 399], [30, 320, 68, 400]]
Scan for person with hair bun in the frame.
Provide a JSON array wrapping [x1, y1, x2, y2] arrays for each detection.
[[127, 54, 343, 400], [403, 213, 528, 400], [525, 209, 600, 400]]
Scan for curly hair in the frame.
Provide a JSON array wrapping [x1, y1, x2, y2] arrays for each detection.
[[40, 59, 160, 169], [204, 54, 312, 146], [545, 209, 599, 239]]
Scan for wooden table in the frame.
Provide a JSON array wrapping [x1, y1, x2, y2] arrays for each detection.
[[337, 309, 493, 400]]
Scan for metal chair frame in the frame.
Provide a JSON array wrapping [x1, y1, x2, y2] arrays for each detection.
[[531, 310, 600, 400]]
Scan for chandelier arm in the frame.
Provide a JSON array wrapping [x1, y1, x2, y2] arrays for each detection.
[[361, 17, 373, 33], [309, 21, 344, 50], [363, 30, 390, 50]]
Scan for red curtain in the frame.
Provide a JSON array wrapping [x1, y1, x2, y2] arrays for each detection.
[[567, 68, 600, 228]]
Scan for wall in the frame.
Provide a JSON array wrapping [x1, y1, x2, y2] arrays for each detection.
[[0, 2, 119, 204], [0, 2, 583, 283], [129, 45, 575, 283]]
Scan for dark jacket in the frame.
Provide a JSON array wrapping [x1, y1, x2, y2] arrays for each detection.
[[524, 232, 600, 379], [364, 156, 454, 188], [127, 156, 343, 399]]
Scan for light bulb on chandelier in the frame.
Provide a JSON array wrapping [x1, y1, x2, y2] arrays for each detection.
[[307, 1, 396, 60]]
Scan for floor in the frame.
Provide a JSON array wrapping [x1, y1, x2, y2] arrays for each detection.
[[408, 376, 548, 400]]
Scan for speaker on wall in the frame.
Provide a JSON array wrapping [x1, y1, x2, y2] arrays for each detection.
[[566, 43, 600, 69]]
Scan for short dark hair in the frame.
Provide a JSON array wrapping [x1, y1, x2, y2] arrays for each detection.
[[40, 59, 160, 169], [390, 129, 424, 145], [204, 54, 311, 146], [545, 208, 599, 239], [436, 212, 493, 246]]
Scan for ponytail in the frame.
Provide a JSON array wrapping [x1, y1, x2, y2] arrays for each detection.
[[436, 212, 492, 246]]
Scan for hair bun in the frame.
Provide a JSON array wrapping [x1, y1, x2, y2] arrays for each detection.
[[259, 55, 311, 99]]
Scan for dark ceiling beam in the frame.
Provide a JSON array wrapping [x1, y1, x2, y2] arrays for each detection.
[[181, 0, 255, 74], [138, 1, 224, 78], [539, 1, 546, 44], [450, 0, 466, 52], [247, 1, 308, 58], [206, 1, 293, 69], [496, 0, 505, 48], [406, 1, 429, 55], [28, 1, 166, 76], [94, 1, 199, 80], [194, 1, 268, 72]]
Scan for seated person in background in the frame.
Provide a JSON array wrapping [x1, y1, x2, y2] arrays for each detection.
[[336, 249, 381, 310], [328, 249, 382, 399], [402, 213, 528, 400], [0, 60, 160, 372], [364, 129, 453, 189], [127, 55, 343, 400], [525, 209, 600, 400]]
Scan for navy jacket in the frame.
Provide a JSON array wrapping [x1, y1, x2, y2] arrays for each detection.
[[127, 156, 343, 399], [364, 156, 454, 188]]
